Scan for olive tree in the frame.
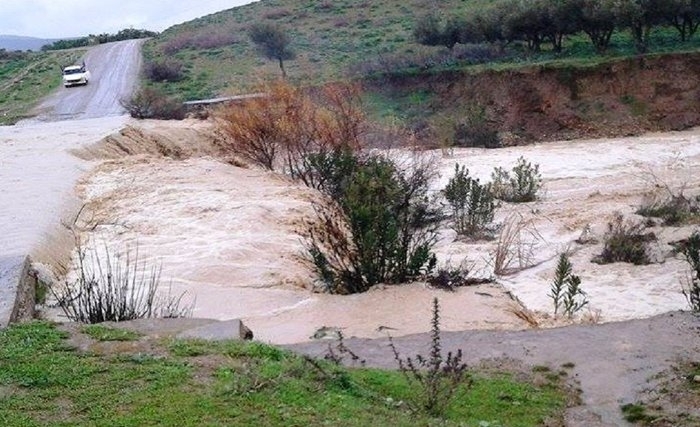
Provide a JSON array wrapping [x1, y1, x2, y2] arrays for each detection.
[[248, 22, 295, 78]]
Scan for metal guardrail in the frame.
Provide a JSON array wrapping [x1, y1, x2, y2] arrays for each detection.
[[183, 93, 267, 107]]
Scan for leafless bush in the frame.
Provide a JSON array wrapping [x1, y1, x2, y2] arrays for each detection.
[[426, 260, 492, 291], [215, 81, 365, 187], [51, 243, 192, 324], [144, 59, 185, 82], [120, 88, 185, 120], [492, 213, 543, 275], [162, 31, 240, 54]]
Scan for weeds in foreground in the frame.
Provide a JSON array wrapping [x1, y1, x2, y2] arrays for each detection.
[[51, 243, 192, 323], [549, 253, 588, 318], [389, 298, 470, 417], [81, 325, 142, 341]]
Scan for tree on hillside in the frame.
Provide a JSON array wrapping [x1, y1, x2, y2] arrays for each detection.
[[248, 22, 295, 78], [614, 0, 665, 53], [413, 13, 465, 49], [543, 0, 582, 52], [660, 0, 700, 41], [575, 0, 617, 53]]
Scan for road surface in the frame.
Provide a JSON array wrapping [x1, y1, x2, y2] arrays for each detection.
[[31, 39, 143, 121]]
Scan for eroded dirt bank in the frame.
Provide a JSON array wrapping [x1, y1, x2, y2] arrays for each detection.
[[369, 52, 700, 144]]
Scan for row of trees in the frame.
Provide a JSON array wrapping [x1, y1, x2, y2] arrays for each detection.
[[415, 0, 700, 54], [41, 28, 157, 51]]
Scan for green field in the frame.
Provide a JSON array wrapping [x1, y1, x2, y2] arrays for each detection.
[[0, 322, 570, 426]]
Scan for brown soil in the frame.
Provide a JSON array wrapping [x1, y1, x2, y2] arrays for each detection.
[[369, 52, 700, 145]]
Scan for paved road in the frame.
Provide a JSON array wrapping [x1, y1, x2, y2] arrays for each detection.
[[31, 39, 143, 121]]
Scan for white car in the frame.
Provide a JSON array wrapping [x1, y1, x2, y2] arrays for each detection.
[[62, 63, 91, 87]]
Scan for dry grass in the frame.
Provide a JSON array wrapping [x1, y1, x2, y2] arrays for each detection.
[[491, 213, 544, 276]]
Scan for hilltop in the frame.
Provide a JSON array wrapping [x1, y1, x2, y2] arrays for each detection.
[[0, 35, 61, 51]]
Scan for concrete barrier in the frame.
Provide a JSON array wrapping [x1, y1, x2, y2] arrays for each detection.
[[0, 255, 36, 328]]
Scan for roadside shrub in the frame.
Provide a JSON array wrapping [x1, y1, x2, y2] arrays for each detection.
[[120, 87, 185, 120], [306, 152, 440, 294], [549, 253, 588, 318], [389, 298, 470, 417], [442, 164, 495, 237], [680, 231, 700, 312], [593, 214, 656, 265], [144, 59, 185, 82], [216, 81, 364, 183], [491, 156, 542, 203], [51, 244, 192, 324]]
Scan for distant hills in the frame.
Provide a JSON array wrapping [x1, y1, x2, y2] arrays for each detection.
[[0, 35, 62, 51]]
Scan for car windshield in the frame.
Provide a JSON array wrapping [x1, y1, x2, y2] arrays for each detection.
[[63, 67, 83, 75]]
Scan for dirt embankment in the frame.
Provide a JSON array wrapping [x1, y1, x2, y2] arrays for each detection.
[[370, 52, 700, 144]]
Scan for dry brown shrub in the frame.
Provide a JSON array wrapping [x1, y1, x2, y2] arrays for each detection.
[[215, 81, 365, 187]]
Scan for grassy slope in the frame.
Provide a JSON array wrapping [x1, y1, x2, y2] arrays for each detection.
[[0, 322, 569, 426], [0, 50, 86, 125], [144, 0, 495, 99], [145, 0, 700, 102]]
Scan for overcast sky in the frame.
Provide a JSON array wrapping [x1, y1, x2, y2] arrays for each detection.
[[1, 0, 256, 39]]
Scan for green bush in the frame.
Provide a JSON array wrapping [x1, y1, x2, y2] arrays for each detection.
[[306, 152, 440, 294], [442, 164, 495, 237], [637, 192, 700, 226], [593, 214, 655, 265], [549, 253, 588, 318], [491, 156, 542, 203]]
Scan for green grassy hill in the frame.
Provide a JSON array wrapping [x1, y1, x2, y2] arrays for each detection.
[[144, 0, 494, 99], [145, 0, 700, 102]]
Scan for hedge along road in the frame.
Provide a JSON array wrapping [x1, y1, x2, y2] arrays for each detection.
[[0, 40, 143, 326], [31, 39, 144, 121]]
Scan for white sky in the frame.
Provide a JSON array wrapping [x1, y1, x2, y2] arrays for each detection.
[[0, 0, 256, 39]]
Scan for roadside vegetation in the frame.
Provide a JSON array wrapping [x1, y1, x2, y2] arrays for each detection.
[[0, 49, 86, 124], [0, 320, 571, 426]]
